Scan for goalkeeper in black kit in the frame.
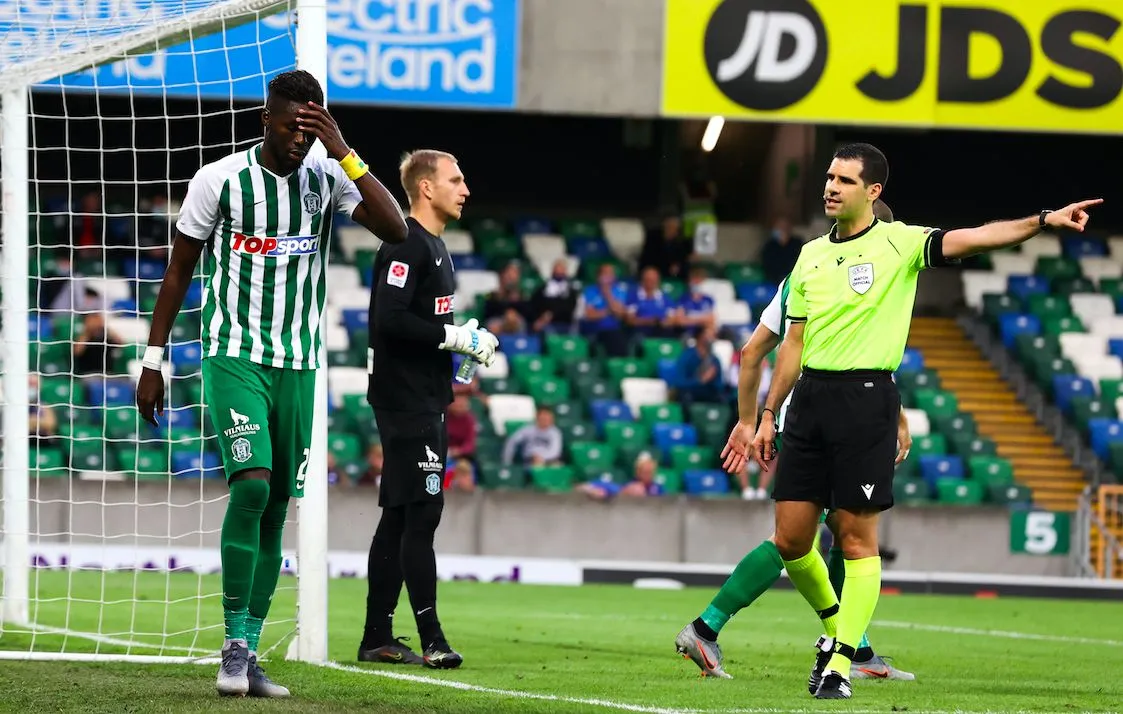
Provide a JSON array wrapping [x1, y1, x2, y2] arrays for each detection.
[[359, 149, 498, 668]]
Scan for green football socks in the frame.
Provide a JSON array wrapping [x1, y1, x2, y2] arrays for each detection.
[[827, 556, 882, 673], [220, 478, 270, 641], [698, 540, 784, 636], [782, 548, 839, 637], [245, 493, 289, 653]]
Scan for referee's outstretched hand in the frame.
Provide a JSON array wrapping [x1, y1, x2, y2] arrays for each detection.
[[751, 415, 777, 472], [721, 421, 753, 474], [1044, 199, 1103, 232]]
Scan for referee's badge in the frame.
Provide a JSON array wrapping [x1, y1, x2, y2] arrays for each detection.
[[848, 263, 874, 295]]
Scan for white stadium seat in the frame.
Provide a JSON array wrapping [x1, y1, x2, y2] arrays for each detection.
[[990, 253, 1036, 276], [326, 264, 361, 292], [328, 366, 368, 405], [1075, 354, 1123, 383], [1078, 257, 1122, 283], [325, 322, 350, 351], [336, 225, 380, 260], [84, 277, 133, 305], [533, 254, 579, 280], [106, 316, 151, 344], [476, 351, 509, 379], [1060, 333, 1108, 363], [1090, 316, 1123, 338], [487, 394, 537, 435], [903, 408, 930, 437], [443, 229, 474, 254], [1108, 236, 1123, 260], [1019, 234, 1061, 258], [522, 233, 567, 268], [455, 269, 499, 301], [700, 278, 736, 305], [711, 339, 735, 373], [1070, 293, 1116, 326], [961, 271, 1008, 310], [1114, 397, 1123, 418], [621, 377, 669, 417], [715, 301, 752, 327], [330, 286, 371, 310], [601, 218, 645, 264]]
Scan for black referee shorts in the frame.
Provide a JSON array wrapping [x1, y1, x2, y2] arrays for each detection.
[[772, 368, 900, 511], [374, 410, 447, 508]]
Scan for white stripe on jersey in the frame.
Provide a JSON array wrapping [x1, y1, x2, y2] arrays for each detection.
[[287, 170, 313, 367], [224, 176, 247, 359], [269, 174, 292, 368], [246, 168, 268, 364]]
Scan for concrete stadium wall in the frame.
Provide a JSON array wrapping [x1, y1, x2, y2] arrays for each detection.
[[26, 480, 1071, 577]]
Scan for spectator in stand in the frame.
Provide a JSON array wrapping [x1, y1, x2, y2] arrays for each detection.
[[626, 266, 679, 338], [579, 262, 631, 357], [640, 212, 693, 279], [675, 325, 726, 407], [136, 193, 173, 262], [677, 266, 716, 335], [72, 190, 104, 262], [760, 216, 803, 286], [502, 406, 563, 467], [356, 442, 384, 487], [446, 393, 478, 466], [576, 451, 664, 500], [483, 261, 532, 335], [28, 375, 58, 442], [531, 257, 578, 334], [72, 312, 123, 377], [443, 459, 477, 493]]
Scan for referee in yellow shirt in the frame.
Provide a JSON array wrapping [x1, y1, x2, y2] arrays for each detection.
[[748, 143, 1101, 700]]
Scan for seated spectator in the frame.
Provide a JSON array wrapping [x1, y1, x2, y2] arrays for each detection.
[[483, 261, 532, 335], [626, 266, 679, 338], [761, 216, 803, 286], [356, 442, 383, 487], [677, 266, 716, 334], [327, 451, 342, 486], [639, 212, 692, 279], [28, 375, 57, 442], [446, 394, 478, 464], [72, 312, 122, 376], [675, 325, 726, 406], [531, 258, 578, 333], [576, 451, 665, 500], [502, 406, 563, 467], [443, 459, 477, 493], [579, 263, 631, 357]]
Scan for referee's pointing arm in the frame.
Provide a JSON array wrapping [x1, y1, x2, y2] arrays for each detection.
[[940, 199, 1103, 258]]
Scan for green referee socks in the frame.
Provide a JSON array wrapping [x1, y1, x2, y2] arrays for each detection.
[[698, 540, 784, 637], [782, 548, 839, 637], [220, 478, 270, 641], [827, 556, 882, 674]]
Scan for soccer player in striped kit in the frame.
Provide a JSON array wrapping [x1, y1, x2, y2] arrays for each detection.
[[136, 70, 408, 697]]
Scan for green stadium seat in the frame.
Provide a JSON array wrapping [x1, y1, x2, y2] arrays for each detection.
[[582, 467, 630, 486], [695, 421, 730, 448], [545, 334, 590, 362], [526, 375, 570, 406], [505, 420, 531, 437], [326, 409, 356, 435], [529, 465, 575, 492], [480, 376, 524, 396], [897, 368, 941, 392], [987, 482, 1033, 505], [1040, 315, 1085, 336], [640, 403, 684, 427], [602, 420, 651, 450], [1099, 277, 1123, 300], [564, 358, 603, 381], [579, 257, 629, 284], [119, 447, 167, 480], [68, 440, 111, 472], [475, 436, 504, 461], [562, 421, 597, 444], [574, 377, 620, 402], [1014, 333, 1059, 362], [982, 293, 1022, 324], [520, 274, 544, 294], [687, 403, 732, 428], [931, 412, 978, 440], [968, 456, 1014, 485], [103, 406, 143, 440], [606, 357, 652, 382], [509, 354, 557, 381], [894, 457, 919, 480], [1035, 256, 1082, 282], [642, 339, 684, 370], [39, 376, 76, 406], [327, 349, 359, 368], [328, 432, 362, 463], [31, 446, 66, 476], [479, 464, 527, 490], [559, 219, 600, 240], [936, 478, 985, 505], [1025, 293, 1072, 320], [670, 445, 714, 471], [615, 443, 649, 470], [660, 280, 685, 302], [1111, 442, 1123, 480], [912, 433, 948, 457], [354, 248, 377, 273], [475, 234, 522, 262], [1031, 355, 1076, 390], [1070, 397, 1114, 431], [1100, 379, 1123, 402], [724, 263, 765, 284], [1053, 277, 1096, 296], [948, 433, 998, 457], [893, 476, 930, 504], [654, 468, 683, 494], [568, 442, 617, 470], [913, 389, 959, 418]]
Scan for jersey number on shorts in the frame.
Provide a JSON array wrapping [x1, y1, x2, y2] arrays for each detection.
[[296, 448, 310, 487]]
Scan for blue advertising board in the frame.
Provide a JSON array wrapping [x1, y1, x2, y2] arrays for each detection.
[[21, 0, 520, 109]]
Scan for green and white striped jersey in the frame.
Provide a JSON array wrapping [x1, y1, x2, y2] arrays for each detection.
[[176, 144, 361, 370], [758, 276, 793, 430]]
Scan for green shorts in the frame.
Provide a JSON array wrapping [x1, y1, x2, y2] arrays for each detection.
[[777, 431, 827, 523], [202, 355, 315, 498]]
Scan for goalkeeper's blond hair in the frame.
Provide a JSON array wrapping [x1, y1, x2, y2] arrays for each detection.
[[399, 150, 459, 205]]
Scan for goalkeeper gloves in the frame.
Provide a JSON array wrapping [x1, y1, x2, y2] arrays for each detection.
[[439, 318, 499, 366]]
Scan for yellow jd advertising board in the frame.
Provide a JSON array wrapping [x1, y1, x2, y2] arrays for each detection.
[[663, 0, 1123, 134]]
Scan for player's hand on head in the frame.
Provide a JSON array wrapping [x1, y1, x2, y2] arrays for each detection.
[[1044, 198, 1103, 233], [296, 102, 349, 161], [135, 368, 166, 427]]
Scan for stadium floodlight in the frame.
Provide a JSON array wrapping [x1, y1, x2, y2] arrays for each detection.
[[701, 116, 724, 153], [1, 0, 330, 664]]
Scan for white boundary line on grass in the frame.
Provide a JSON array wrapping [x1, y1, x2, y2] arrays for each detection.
[[870, 620, 1123, 647]]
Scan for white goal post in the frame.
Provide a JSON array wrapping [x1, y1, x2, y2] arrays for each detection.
[[0, 0, 331, 663]]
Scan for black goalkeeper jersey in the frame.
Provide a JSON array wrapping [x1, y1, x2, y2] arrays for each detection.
[[367, 217, 457, 415]]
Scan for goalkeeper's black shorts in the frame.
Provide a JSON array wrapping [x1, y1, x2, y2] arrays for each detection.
[[374, 409, 447, 507]]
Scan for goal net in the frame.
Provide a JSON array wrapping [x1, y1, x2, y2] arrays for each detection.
[[0, 0, 328, 663]]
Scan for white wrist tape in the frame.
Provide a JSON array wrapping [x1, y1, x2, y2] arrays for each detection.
[[141, 345, 164, 371]]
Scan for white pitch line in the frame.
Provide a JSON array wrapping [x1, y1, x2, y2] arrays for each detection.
[[871, 620, 1123, 647], [23, 622, 214, 656], [324, 662, 695, 714]]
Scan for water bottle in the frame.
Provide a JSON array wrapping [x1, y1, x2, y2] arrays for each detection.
[[454, 357, 480, 385]]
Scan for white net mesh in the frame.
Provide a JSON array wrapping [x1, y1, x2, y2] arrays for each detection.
[[1, 0, 303, 659]]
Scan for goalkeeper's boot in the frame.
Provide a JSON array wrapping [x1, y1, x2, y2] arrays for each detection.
[[851, 653, 916, 681], [216, 638, 250, 697], [814, 670, 853, 700], [807, 635, 834, 694], [423, 638, 463, 669], [247, 653, 290, 698], [674, 623, 732, 679], [358, 637, 425, 665]]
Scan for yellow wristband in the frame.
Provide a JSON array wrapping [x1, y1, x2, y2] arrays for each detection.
[[339, 150, 369, 181]]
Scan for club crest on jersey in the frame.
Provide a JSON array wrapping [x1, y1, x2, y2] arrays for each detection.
[[387, 260, 409, 288], [848, 263, 874, 295], [434, 295, 454, 315], [232, 233, 318, 257], [302, 192, 321, 214]]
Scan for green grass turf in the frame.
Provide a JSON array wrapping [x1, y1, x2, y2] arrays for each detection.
[[0, 572, 1121, 713]]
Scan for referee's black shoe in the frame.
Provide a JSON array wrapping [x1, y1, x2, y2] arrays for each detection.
[[807, 635, 834, 694], [423, 639, 463, 669], [814, 671, 853, 699], [358, 637, 424, 665]]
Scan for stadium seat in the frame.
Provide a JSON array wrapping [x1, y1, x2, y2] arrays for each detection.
[[564, 357, 602, 381], [1059, 332, 1107, 363], [169, 341, 203, 375], [1075, 355, 1123, 384], [902, 408, 930, 436], [568, 442, 617, 471], [968, 455, 1015, 485], [1071, 292, 1117, 325], [1007, 274, 1050, 302], [998, 313, 1040, 349], [31, 446, 67, 476], [487, 394, 537, 435], [683, 469, 730, 496], [1091, 316, 1123, 339], [559, 219, 601, 240], [642, 338, 684, 371], [1040, 314, 1086, 337], [714, 301, 752, 328], [328, 367, 368, 406], [652, 423, 698, 457], [500, 334, 543, 358], [991, 254, 1036, 276], [600, 218, 645, 264], [894, 476, 931, 503], [653, 468, 683, 494], [545, 334, 590, 362], [1035, 256, 1082, 282], [328, 432, 362, 463], [574, 376, 621, 402], [687, 403, 731, 428], [621, 377, 669, 417], [898, 348, 925, 373], [724, 263, 765, 285], [562, 421, 597, 444], [442, 229, 474, 254], [508, 353, 555, 380], [1052, 376, 1096, 411], [449, 253, 488, 271], [1063, 236, 1107, 259], [936, 477, 985, 504], [601, 420, 650, 450], [119, 447, 168, 479], [639, 403, 684, 427], [477, 234, 522, 263], [1071, 397, 1116, 433], [171, 450, 222, 480], [669, 445, 714, 471], [566, 236, 611, 260], [479, 464, 527, 490], [948, 433, 997, 457], [1025, 293, 1071, 320], [529, 465, 574, 493], [962, 271, 1009, 310], [897, 368, 941, 392], [987, 483, 1033, 505], [88, 378, 135, 408], [589, 399, 633, 430], [606, 357, 652, 382], [711, 339, 736, 373], [918, 455, 965, 489], [476, 351, 510, 380], [1088, 418, 1123, 460], [526, 375, 570, 407], [455, 269, 500, 302], [912, 433, 947, 457], [913, 389, 959, 418]]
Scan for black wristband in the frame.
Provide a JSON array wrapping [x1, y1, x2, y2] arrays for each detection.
[[762, 408, 776, 420], [1039, 209, 1051, 229]]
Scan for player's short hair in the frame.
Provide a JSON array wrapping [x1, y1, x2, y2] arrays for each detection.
[[399, 149, 458, 204], [873, 199, 894, 222], [833, 143, 889, 188], [267, 70, 324, 108]]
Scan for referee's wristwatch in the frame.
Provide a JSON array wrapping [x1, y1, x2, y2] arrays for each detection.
[[1039, 209, 1051, 229]]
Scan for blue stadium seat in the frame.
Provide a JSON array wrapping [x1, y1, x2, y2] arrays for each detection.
[[1108, 339, 1123, 361], [514, 217, 552, 236], [172, 450, 222, 479], [998, 313, 1040, 349], [656, 358, 679, 387], [735, 283, 777, 308], [1063, 236, 1107, 259], [589, 400, 632, 430], [124, 259, 166, 281], [568, 237, 610, 259], [1007, 275, 1050, 302], [341, 308, 368, 333], [918, 454, 965, 490], [450, 253, 488, 271], [652, 423, 698, 456], [88, 378, 134, 407], [28, 314, 51, 340], [169, 341, 203, 375], [1052, 376, 1094, 411], [183, 280, 204, 310], [362, 266, 374, 287], [164, 406, 199, 431], [499, 333, 541, 356], [111, 298, 138, 315], [898, 348, 925, 373], [1088, 418, 1123, 460], [683, 469, 730, 495]]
